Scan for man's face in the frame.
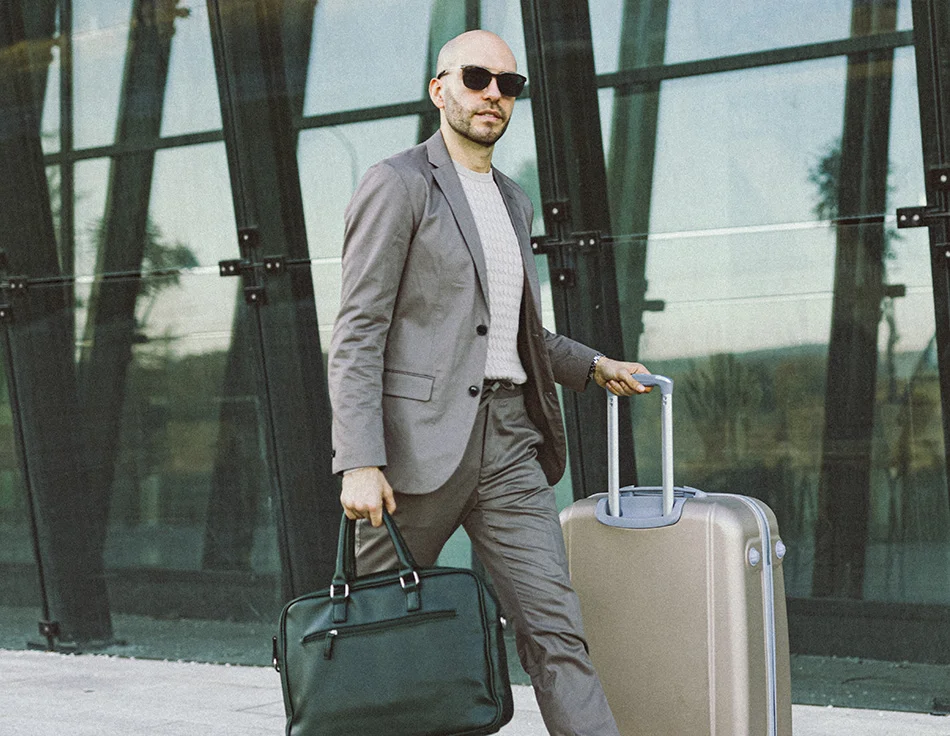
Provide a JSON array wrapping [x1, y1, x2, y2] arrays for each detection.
[[439, 65, 516, 147]]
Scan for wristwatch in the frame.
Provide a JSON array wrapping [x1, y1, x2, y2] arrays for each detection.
[[587, 353, 604, 385]]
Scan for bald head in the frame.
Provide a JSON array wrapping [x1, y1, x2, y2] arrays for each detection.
[[436, 30, 518, 77]]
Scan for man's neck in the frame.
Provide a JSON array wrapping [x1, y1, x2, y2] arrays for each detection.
[[441, 125, 494, 173]]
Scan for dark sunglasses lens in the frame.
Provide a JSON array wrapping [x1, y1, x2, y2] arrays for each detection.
[[461, 66, 493, 91], [497, 73, 525, 97], [461, 66, 526, 97]]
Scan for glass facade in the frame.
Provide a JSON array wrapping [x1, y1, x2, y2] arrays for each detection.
[[1, 0, 949, 712]]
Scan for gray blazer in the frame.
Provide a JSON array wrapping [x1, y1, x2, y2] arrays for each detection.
[[328, 132, 596, 495]]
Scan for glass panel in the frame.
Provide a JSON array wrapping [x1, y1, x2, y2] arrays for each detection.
[[74, 157, 109, 279], [591, 0, 913, 74], [623, 224, 938, 596], [41, 43, 60, 154], [648, 56, 849, 232], [73, 144, 234, 284], [601, 49, 924, 230], [481, 0, 530, 75], [148, 145, 236, 268], [72, 0, 130, 149], [36, 270, 278, 663], [303, 0, 435, 115], [159, 4, 222, 138], [0, 337, 42, 649]]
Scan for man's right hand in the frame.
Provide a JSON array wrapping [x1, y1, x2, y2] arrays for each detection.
[[340, 467, 396, 528]]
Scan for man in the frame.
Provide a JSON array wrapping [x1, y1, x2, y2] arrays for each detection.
[[328, 30, 649, 736]]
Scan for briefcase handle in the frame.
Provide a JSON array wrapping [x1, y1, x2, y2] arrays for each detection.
[[607, 374, 674, 518], [330, 510, 423, 622]]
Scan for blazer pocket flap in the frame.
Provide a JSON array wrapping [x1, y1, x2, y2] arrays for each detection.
[[383, 370, 434, 401]]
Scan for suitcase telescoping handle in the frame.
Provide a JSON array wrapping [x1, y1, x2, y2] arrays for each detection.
[[607, 374, 674, 518]]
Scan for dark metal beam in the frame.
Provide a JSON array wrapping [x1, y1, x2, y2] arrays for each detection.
[[521, 0, 635, 497], [206, 0, 337, 598], [813, 0, 898, 599], [0, 0, 111, 645], [909, 0, 950, 506]]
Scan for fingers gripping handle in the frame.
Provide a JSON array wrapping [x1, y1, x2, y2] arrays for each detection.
[[607, 374, 674, 518]]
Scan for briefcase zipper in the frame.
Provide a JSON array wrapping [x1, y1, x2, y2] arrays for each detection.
[[303, 609, 458, 660]]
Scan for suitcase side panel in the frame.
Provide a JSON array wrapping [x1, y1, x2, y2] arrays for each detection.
[[561, 493, 791, 736]]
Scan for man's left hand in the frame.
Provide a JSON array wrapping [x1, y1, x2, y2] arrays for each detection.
[[593, 358, 652, 396]]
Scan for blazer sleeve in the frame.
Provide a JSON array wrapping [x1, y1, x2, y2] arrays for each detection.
[[328, 161, 417, 475], [545, 329, 598, 393]]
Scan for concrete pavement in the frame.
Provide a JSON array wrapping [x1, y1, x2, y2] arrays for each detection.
[[1, 649, 948, 735]]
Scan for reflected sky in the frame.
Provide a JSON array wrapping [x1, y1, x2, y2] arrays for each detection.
[[40, 0, 931, 363]]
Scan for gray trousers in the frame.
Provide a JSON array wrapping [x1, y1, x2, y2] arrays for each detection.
[[356, 384, 620, 736]]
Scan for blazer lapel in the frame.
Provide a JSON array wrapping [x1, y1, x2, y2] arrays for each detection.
[[495, 172, 542, 317], [427, 133, 490, 305]]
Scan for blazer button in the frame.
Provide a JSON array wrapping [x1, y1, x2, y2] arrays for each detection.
[[468, 385, 480, 397], [476, 324, 488, 336]]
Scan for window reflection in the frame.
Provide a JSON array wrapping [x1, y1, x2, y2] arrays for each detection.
[[591, 0, 914, 74], [647, 58, 849, 232], [72, 0, 130, 149], [303, 0, 434, 115], [159, 4, 221, 138]]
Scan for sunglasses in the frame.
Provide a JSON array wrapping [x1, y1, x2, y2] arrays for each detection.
[[437, 65, 527, 98]]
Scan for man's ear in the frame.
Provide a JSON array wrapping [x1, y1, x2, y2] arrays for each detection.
[[428, 77, 445, 110]]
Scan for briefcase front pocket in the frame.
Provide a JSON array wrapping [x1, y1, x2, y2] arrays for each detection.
[[303, 608, 457, 659]]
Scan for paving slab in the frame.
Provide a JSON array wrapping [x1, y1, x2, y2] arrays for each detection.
[[2, 649, 948, 735]]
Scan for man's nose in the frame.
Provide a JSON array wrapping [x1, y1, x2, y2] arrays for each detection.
[[482, 77, 503, 100]]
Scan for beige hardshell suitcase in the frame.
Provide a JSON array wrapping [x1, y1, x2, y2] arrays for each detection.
[[560, 376, 792, 736]]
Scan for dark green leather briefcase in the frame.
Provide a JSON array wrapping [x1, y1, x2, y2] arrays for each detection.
[[274, 512, 514, 736]]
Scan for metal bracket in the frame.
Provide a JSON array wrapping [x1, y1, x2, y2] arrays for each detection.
[[545, 200, 570, 222], [897, 206, 938, 229], [530, 236, 554, 256], [928, 166, 950, 191], [244, 285, 267, 306], [263, 256, 286, 275], [571, 231, 602, 249], [897, 167, 950, 228], [551, 268, 576, 287], [7, 276, 27, 293], [542, 199, 570, 234], [38, 620, 60, 640], [237, 226, 260, 254], [931, 696, 950, 716], [532, 230, 608, 287], [533, 230, 606, 254], [218, 259, 248, 277]]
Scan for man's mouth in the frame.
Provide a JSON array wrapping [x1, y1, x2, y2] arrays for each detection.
[[475, 109, 503, 121]]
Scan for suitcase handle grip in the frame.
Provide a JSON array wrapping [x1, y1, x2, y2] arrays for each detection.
[[607, 374, 674, 518]]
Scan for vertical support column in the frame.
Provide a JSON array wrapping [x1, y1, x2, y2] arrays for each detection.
[[908, 0, 950, 507], [521, 0, 634, 498], [0, 0, 112, 644], [207, 0, 337, 598], [813, 0, 897, 598]]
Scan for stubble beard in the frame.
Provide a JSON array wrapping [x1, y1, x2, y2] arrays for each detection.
[[443, 89, 511, 147]]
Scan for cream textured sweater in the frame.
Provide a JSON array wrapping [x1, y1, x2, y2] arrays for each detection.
[[454, 162, 528, 384]]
